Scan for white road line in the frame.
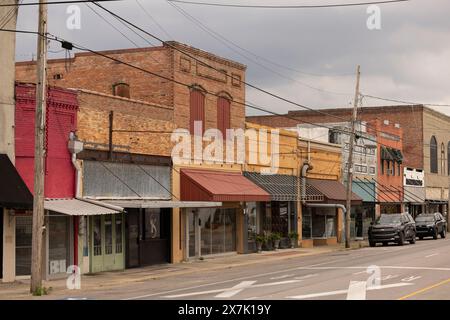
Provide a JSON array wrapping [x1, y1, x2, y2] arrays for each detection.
[[215, 281, 256, 298], [294, 274, 318, 280], [425, 253, 439, 258], [296, 266, 450, 271], [163, 280, 302, 298], [122, 243, 450, 300], [270, 274, 295, 280], [288, 282, 414, 300], [346, 281, 367, 300]]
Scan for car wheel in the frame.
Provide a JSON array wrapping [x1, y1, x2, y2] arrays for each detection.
[[369, 241, 376, 247], [441, 228, 446, 239], [433, 229, 438, 240], [397, 232, 405, 246], [418, 236, 423, 240], [382, 242, 388, 246], [409, 234, 416, 244]]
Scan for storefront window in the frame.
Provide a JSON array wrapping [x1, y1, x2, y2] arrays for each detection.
[[144, 209, 160, 239], [16, 215, 32, 276], [247, 202, 257, 241], [115, 215, 123, 254], [48, 215, 71, 275], [93, 216, 102, 256], [311, 208, 336, 238], [302, 208, 312, 239], [105, 215, 113, 255]]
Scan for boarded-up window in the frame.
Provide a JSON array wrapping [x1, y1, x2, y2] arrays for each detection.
[[190, 89, 205, 135], [430, 136, 438, 173], [217, 96, 231, 137], [113, 83, 130, 98]]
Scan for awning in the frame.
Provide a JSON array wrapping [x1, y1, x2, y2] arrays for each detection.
[[0, 154, 33, 209], [381, 147, 403, 163], [44, 198, 123, 216], [307, 178, 362, 205], [180, 169, 271, 202], [104, 200, 222, 208], [244, 172, 323, 202]]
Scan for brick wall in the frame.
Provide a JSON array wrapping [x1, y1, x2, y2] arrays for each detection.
[[16, 42, 247, 133], [77, 90, 176, 157], [247, 105, 425, 170]]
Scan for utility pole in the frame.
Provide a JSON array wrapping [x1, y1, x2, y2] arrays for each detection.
[[345, 65, 361, 249], [31, 0, 48, 294], [447, 175, 450, 232]]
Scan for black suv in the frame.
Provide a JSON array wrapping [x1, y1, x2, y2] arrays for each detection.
[[415, 213, 447, 240], [368, 213, 416, 247]]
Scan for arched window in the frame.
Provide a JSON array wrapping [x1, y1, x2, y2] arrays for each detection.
[[217, 96, 231, 137], [112, 83, 130, 98], [430, 136, 438, 173], [189, 88, 205, 135], [442, 143, 446, 175], [447, 142, 450, 176]]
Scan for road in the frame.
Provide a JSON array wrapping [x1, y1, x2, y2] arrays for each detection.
[[60, 238, 450, 300]]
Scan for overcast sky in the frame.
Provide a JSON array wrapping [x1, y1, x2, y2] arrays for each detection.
[[13, 0, 450, 116]]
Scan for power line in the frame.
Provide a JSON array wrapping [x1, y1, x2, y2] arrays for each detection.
[[0, 0, 121, 7], [2, 28, 436, 159], [136, 0, 174, 40], [168, 1, 353, 96], [166, 0, 409, 9], [362, 94, 450, 108]]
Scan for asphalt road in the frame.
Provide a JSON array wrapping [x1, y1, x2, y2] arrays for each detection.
[[61, 237, 450, 300]]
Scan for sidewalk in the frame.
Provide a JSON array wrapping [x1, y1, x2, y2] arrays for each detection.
[[0, 240, 368, 299]]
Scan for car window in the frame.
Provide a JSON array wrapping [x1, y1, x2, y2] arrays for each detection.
[[416, 215, 434, 223]]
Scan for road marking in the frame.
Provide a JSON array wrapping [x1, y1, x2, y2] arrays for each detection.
[[425, 253, 438, 258], [163, 279, 302, 298], [346, 281, 367, 300], [294, 274, 318, 280], [401, 276, 421, 282], [215, 281, 256, 298], [288, 282, 414, 300], [398, 277, 450, 300], [122, 242, 450, 300], [270, 274, 294, 280], [296, 266, 450, 271]]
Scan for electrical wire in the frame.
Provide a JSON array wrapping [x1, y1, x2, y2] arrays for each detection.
[[0, 0, 121, 7], [166, 0, 410, 9]]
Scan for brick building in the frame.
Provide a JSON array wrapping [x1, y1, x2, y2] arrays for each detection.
[[247, 105, 449, 216]]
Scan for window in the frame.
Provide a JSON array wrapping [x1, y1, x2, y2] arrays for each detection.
[[430, 136, 438, 173], [381, 160, 385, 175], [144, 209, 161, 239], [112, 83, 130, 98], [441, 143, 446, 175], [369, 166, 376, 175], [398, 163, 401, 176], [217, 96, 231, 137], [190, 89, 205, 135]]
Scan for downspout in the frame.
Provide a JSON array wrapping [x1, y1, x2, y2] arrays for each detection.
[[68, 133, 84, 267], [301, 162, 348, 242]]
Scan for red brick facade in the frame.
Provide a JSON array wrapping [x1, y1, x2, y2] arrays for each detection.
[[16, 42, 247, 134], [15, 83, 78, 198], [247, 105, 425, 169]]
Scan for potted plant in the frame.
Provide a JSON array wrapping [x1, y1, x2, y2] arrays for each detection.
[[271, 232, 282, 250], [288, 232, 299, 248], [255, 234, 266, 253]]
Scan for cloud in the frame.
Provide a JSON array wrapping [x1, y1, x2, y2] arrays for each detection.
[[13, 0, 450, 115]]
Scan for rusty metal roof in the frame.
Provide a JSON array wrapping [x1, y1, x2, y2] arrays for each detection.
[[180, 169, 271, 202], [307, 178, 362, 204]]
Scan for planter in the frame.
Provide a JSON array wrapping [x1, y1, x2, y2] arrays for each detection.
[[256, 242, 263, 253], [273, 239, 281, 250], [290, 238, 297, 248]]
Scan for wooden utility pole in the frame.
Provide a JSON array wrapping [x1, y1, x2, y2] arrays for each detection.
[[31, 0, 48, 294], [345, 65, 361, 249]]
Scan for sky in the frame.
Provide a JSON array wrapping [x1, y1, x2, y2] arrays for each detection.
[[12, 0, 450, 117]]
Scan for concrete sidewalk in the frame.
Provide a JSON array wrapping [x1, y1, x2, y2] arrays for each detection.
[[0, 241, 368, 299]]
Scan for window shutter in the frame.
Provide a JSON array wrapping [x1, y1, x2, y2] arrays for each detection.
[[190, 90, 205, 135], [217, 97, 230, 137]]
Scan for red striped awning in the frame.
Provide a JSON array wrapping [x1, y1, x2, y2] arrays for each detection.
[[180, 169, 271, 202]]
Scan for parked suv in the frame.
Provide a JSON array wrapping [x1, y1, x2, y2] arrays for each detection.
[[368, 213, 416, 247], [415, 213, 447, 240]]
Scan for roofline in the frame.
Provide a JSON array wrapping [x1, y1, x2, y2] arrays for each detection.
[[15, 41, 247, 71]]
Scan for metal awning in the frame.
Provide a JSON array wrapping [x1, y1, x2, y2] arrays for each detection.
[[244, 172, 323, 202], [0, 154, 33, 209], [44, 198, 123, 216], [180, 169, 271, 202], [104, 200, 222, 209], [307, 178, 362, 205]]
